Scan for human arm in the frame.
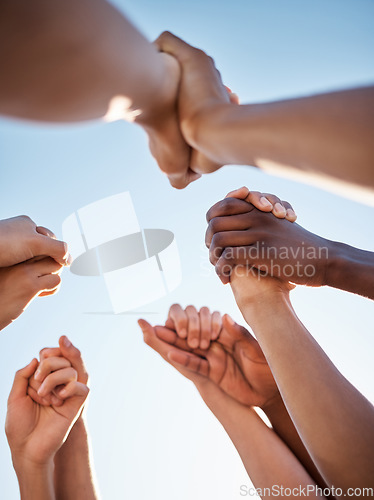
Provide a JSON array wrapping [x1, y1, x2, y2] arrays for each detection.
[[139, 319, 325, 498], [155, 32, 374, 191], [206, 195, 374, 299], [35, 337, 99, 500], [0, 0, 211, 188], [161, 305, 329, 489], [230, 270, 374, 491], [5, 347, 89, 500]]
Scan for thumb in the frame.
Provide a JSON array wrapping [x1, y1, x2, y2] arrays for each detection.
[[8, 358, 38, 403], [35, 233, 72, 267], [59, 336, 88, 384]]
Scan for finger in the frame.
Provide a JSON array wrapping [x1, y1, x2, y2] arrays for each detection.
[[211, 311, 223, 340], [37, 367, 77, 397], [57, 380, 89, 400], [215, 248, 254, 284], [27, 385, 59, 406], [39, 347, 62, 361], [206, 213, 254, 248], [206, 198, 254, 222], [167, 350, 209, 377], [139, 319, 177, 365], [37, 273, 62, 293], [154, 31, 200, 63], [281, 201, 297, 222], [33, 234, 72, 267], [260, 193, 288, 219], [36, 226, 57, 239], [59, 336, 88, 384], [167, 169, 201, 190], [246, 191, 275, 212], [199, 307, 211, 350], [168, 304, 188, 339], [209, 231, 258, 266], [185, 305, 200, 349], [28, 257, 63, 276], [229, 93, 240, 105], [8, 359, 38, 403], [34, 356, 72, 383]]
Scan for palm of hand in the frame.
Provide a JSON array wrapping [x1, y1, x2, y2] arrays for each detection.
[[8, 393, 80, 464], [213, 325, 279, 409]]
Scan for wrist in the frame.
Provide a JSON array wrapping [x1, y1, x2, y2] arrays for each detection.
[[134, 52, 180, 130]]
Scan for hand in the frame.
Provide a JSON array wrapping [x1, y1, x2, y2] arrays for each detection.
[[139, 313, 280, 409], [31, 336, 89, 412], [0, 257, 63, 331], [137, 52, 222, 189], [0, 216, 71, 267], [5, 337, 89, 468], [166, 304, 222, 350], [226, 187, 297, 222], [154, 32, 232, 174], [206, 195, 333, 285]]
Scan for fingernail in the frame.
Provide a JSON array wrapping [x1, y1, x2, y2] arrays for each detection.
[[286, 209, 296, 219], [189, 338, 199, 349], [66, 253, 73, 266], [274, 202, 286, 215], [260, 197, 272, 208], [179, 328, 187, 339], [34, 369, 42, 381], [225, 314, 235, 325], [37, 386, 45, 396], [63, 336, 71, 348], [58, 389, 67, 397]]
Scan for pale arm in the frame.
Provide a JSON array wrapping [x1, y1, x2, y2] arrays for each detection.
[[192, 88, 374, 190], [231, 274, 374, 491], [54, 418, 99, 500], [196, 382, 325, 499], [156, 32, 374, 192], [13, 459, 55, 500]]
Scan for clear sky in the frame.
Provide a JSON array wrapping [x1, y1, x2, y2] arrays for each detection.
[[0, 1, 374, 499]]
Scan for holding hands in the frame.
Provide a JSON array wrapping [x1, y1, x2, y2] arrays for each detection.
[[6, 336, 89, 469]]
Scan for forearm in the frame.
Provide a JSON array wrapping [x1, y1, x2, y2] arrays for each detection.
[[327, 241, 374, 299], [192, 87, 374, 189], [234, 289, 374, 490], [54, 418, 99, 500], [196, 383, 324, 498], [0, 0, 173, 122], [263, 397, 330, 491], [13, 459, 55, 500]]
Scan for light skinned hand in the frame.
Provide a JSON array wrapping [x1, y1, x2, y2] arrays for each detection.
[[0, 257, 63, 331], [139, 314, 280, 409], [5, 339, 89, 467], [226, 187, 297, 222], [166, 304, 222, 350], [154, 31, 231, 171], [0, 216, 71, 267]]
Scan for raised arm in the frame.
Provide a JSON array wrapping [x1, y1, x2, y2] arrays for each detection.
[[156, 32, 374, 193], [0, 0, 209, 188], [230, 269, 374, 492], [206, 193, 374, 300], [139, 314, 325, 498], [35, 337, 99, 500]]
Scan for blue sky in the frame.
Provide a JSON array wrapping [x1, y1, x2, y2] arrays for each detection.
[[0, 1, 374, 499]]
